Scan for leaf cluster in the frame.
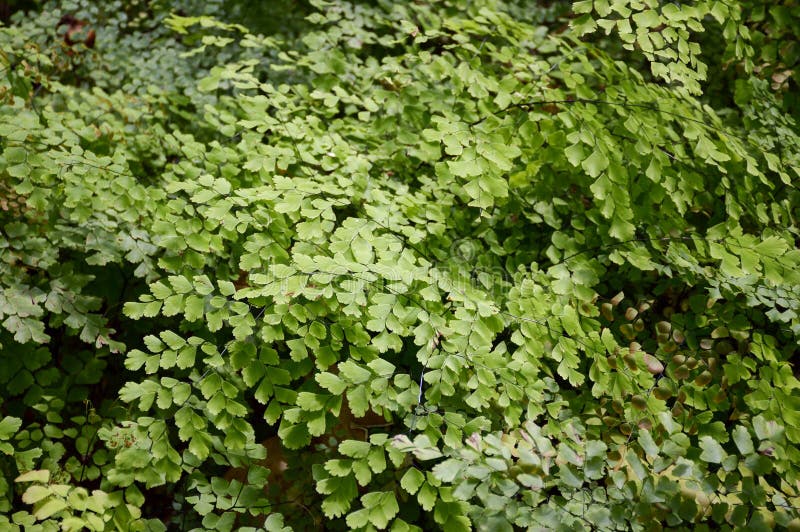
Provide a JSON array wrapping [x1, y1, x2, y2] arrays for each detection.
[[1, 0, 799, 530]]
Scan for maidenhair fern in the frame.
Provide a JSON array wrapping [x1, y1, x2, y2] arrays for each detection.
[[1, 0, 799, 530]]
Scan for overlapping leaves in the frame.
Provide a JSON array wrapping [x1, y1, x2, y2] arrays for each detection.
[[1, 0, 799, 530]]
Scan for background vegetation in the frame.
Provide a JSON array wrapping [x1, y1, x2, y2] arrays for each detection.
[[1, 0, 799, 530]]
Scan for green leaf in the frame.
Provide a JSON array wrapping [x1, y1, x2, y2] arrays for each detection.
[[15, 470, 50, 483], [317, 372, 347, 395], [582, 149, 609, 177], [477, 141, 519, 171], [339, 361, 372, 384], [632, 9, 661, 28], [418, 482, 437, 511], [22, 485, 51, 504], [0, 417, 22, 439], [699, 436, 726, 463], [638, 430, 659, 458], [432, 459, 463, 483], [732, 426, 754, 455], [401, 468, 425, 495], [339, 440, 371, 458], [34, 498, 68, 519], [367, 447, 386, 473], [352, 237, 374, 264], [744, 454, 773, 475], [564, 143, 586, 166]]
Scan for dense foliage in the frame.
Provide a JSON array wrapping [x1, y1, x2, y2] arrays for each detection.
[[1, 0, 800, 529]]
